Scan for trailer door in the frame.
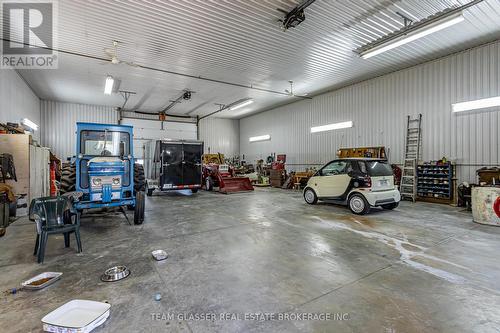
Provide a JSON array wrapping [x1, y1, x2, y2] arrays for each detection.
[[182, 142, 203, 186], [160, 142, 183, 189]]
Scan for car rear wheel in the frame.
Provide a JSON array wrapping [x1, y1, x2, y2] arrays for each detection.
[[304, 188, 318, 205], [382, 202, 399, 210], [348, 193, 370, 215]]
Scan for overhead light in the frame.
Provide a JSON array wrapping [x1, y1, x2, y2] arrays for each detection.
[[21, 118, 38, 131], [360, 12, 464, 59], [311, 121, 353, 133], [452, 96, 500, 113], [104, 75, 114, 95], [230, 99, 254, 111], [249, 134, 271, 142]]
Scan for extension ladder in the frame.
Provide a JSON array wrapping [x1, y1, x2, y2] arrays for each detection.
[[400, 114, 422, 202]]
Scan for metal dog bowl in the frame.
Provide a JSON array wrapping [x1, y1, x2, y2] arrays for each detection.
[[100, 266, 130, 282]]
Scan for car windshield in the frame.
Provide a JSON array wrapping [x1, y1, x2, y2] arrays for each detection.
[[362, 161, 393, 176], [80, 130, 130, 156]]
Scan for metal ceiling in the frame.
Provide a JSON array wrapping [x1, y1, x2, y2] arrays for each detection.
[[13, 0, 500, 119]]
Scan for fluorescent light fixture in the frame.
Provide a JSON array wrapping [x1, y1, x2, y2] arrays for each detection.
[[104, 75, 114, 95], [21, 118, 38, 131], [360, 12, 464, 59], [311, 121, 353, 133], [249, 134, 271, 142], [230, 99, 254, 111], [452, 96, 500, 113]]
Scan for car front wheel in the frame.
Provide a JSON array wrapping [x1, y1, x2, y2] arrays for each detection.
[[348, 193, 370, 215], [304, 188, 318, 205]]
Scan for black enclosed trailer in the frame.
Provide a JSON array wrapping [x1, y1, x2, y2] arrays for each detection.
[[146, 140, 204, 195]]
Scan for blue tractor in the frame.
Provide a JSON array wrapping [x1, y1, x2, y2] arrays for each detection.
[[60, 122, 145, 224]]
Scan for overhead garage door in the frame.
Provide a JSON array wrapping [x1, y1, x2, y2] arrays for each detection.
[[121, 118, 197, 178]]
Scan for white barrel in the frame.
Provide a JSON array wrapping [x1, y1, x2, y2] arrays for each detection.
[[472, 187, 500, 226]]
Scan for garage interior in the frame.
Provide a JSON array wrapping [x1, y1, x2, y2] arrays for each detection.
[[1, 0, 500, 332]]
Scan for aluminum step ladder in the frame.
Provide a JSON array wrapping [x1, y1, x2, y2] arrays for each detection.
[[400, 114, 422, 202]]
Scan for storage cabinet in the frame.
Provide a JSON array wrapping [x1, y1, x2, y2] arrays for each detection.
[[417, 162, 454, 202], [0, 134, 50, 216]]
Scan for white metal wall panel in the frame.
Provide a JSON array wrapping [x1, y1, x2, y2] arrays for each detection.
[[0, 69, 40, 141], [121, 118, 197, 142], [199, 117, 239, 157], [120, 117, 197, 174], [240, 40, 500, 184], [40, 100, 118, 160]]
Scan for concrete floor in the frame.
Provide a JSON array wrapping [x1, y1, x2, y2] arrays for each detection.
[[1, 188, 500, 332]]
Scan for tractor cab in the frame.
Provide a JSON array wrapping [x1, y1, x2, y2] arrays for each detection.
[[60, 122, 145, 224]]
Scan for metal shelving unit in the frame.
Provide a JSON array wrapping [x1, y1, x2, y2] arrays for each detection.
[[417, 162, 453, 200]]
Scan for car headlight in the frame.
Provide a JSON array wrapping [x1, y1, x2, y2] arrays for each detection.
[[112, 177, 121, 185], [92, 178, 102, 186]]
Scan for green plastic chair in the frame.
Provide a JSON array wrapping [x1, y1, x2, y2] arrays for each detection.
[[29, 196, 82, 263]]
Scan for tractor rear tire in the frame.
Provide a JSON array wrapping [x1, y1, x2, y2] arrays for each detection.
[[60, 163, 76, 194], [134, 163, 145, 193], [134, 191, 145, 225]]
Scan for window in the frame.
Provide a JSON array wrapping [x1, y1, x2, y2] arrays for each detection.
[[359, 161, 393, 176], [358, 161, 367, 174], [321, 160, 350, 176], [80, 130, 130, 156]]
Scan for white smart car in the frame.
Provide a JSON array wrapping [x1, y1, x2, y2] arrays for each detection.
[[303, 158, 401, 215]]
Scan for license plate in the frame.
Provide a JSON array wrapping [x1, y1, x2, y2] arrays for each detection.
[[163, 184, 173, 189], [379, 180, 388, 186]]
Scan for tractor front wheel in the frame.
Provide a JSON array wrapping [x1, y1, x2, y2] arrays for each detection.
[[134, 163, 145, 193], [134, 191, 145, 225]]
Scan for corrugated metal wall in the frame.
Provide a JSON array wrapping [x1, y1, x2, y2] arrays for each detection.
[[240, 40, 500, 184], [0, 69, 40, 141], [40, 100, 119, 160], [199, 117, 239, 157], [40, 101, 240, 161]]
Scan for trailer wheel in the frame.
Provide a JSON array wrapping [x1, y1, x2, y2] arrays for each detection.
[[60, 163, 76, 194], [145, 181, 154, 196], [134, 191, 145, 225], [134, 163, 145, 193], [191, 188, 198, 193]]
